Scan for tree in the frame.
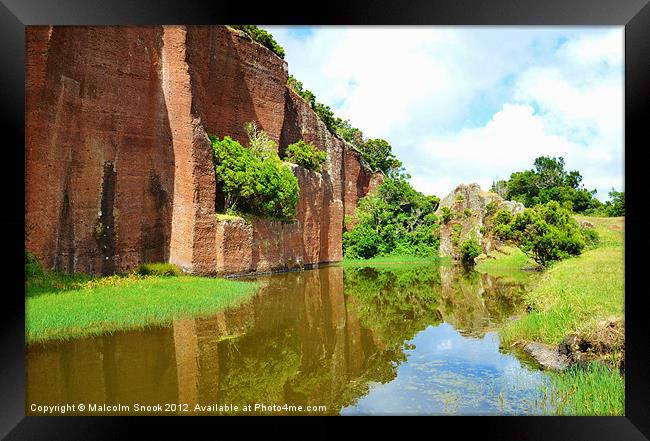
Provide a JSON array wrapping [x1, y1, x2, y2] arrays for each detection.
[[344, 175, 440, 259], [502, 156, 600, 213], [358, 139, 403, 177], [608, 188, 625, 216]]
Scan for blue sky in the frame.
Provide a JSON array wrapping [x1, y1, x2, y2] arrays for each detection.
[[263, 26, 624, 201]]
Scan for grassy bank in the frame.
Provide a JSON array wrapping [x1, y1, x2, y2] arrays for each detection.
[[498, 217, 624, 347], [341, 254, 448, 268], [26, 272, 260, 343], [481, 216, 624, 415]]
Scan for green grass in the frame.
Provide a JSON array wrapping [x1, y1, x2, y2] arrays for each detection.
[[541, 362, 624, 415], [26, 273, 260, 343], [340, 254, 449, 268], [475, 245, 537, 283], [499, 217, 624, 347], [492, 216, 624, 416]]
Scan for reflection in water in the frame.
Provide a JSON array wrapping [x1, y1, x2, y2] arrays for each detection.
[[26, 264, 551, 415]]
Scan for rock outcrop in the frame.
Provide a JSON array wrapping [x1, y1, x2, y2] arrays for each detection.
[[26, 25, 381, 276], [522, 317, 624, 373], [436, 183, 524, 260]]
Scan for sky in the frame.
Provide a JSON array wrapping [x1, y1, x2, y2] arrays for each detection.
[[263, 26, 624, 202]]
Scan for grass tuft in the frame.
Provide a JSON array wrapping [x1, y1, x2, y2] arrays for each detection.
[[136, 262, 182, 276], [541, 362, 624, 415]]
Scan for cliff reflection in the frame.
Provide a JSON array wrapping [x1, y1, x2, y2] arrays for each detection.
[[27, 264, 531, 415]]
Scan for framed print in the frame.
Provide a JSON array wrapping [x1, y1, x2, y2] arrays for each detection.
[[1, 0, 649, 438]]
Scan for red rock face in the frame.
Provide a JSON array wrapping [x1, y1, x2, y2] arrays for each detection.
[[26, 25, 380, 276], [26, 26, 174, 274]]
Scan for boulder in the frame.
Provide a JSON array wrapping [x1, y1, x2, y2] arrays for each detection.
[[436, 183, 524, 260], [580, 220, 595, 229]]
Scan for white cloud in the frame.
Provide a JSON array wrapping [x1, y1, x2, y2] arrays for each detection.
[[265, 26, 624, 201]]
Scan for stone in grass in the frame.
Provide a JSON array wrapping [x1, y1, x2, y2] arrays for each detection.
[[524, 342, 569, 371]]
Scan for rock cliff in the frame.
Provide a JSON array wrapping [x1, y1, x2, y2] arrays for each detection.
[[436, 183, 524, 260], [26, 25, 382, 275]]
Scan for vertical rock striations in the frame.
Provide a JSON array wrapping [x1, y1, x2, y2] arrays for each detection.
[[25, 25, 382, 276]]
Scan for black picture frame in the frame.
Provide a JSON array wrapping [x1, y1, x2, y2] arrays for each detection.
[[1, 0, 648, 438]]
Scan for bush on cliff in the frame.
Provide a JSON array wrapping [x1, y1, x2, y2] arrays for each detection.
[[343, 176, 440, 259], [459, 237, 481, 266], [284, 140, 328, 172], [229, 25, 285, 58], [210, 135, 299, 220]]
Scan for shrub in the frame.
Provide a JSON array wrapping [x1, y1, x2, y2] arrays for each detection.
[[284, 140, 327, 172], [485, 201, 499, 216], [463, 208, 472, 218], [459, 237, 481, 265], [26, 251, 44, 279], [581, 227, 600, 248], [494, 209, 513, 226], [211, 135, 299, 220], [229, 25, 285, 58], [440, 206, 453, 224], [509, 201, 585, 267], [136, 262, 182, 277], [451, 223, 463, 247], [343, 223, 382, 259], [455, 193, 465, 202]]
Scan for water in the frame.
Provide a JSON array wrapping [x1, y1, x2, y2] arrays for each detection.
[[26, 264, 552, 415]]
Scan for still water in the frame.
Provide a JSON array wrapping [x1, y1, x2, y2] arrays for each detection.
[[26, 264, 552, 415]]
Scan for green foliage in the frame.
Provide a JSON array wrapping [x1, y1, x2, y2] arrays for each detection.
[[485, 201, 499, 216], [459, 237, 481, 265], [451, 223, 462, 247], [335, 118, 365, 146], [585, 188, 625, 217], [136, 262, 182, 277], [211, 135, 299, 220], [455, 192, 465, 202], [463, 207, 472, 218], [501, 156, 601, 213], [284, 140, 327, 172], [357, 139, 403, 176], [497, 201, 586, 267], [245, 121, 277, 160], [229, 25, 285, 58], [581, 227, 600, 249], [343, 176, 440, 259], [440, 206, 453, 224], [26, 251, 44, 278]]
